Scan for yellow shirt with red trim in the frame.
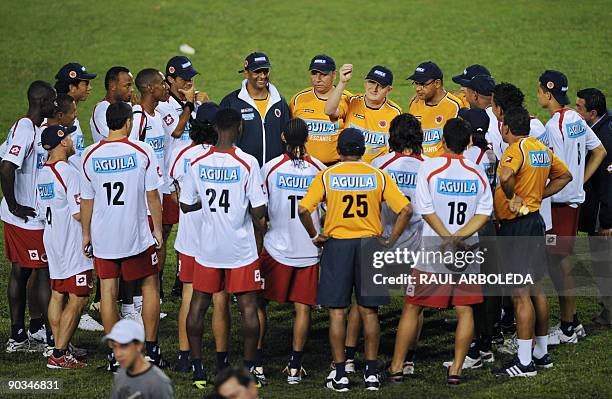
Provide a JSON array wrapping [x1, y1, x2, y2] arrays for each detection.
[[254, 97, 269, 118], [300, 160, 409, 239], [408, 92, 462, 157], [289, 87, 352, 164], [494, 136, 569, 221], [339, 96, 402, 163]]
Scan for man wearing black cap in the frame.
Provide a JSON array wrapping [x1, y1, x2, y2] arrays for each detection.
[[290, 54, 352, 165], [54, 63, 97, 169], [37, 124, 92, 369], [408, 61, 463, 157], [452, 64, 491, 108], [90, 66, 134, 143], [299, 128, 412, 391], [538, 71, 607, 345], [325, 64, 402, 163], [220, 52, 290, 166]]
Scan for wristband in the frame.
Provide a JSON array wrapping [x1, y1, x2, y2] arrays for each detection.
[[310, 233, 321, 242]]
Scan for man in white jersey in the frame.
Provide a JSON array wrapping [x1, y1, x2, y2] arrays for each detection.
[[180, 108, 267, 389], [1, 81, 57, 353], [54, 62, 97, 170], [385, 118, 492, 386], [537, 70, 607, 344], [81, 102, 164, 371], [168, 103, 231, 374], [258, 118, 325, 385], [90, 66, 133, 143], [37, 125, 91, 369]]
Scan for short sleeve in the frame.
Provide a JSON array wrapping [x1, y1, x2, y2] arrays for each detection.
[[549, 151, 569, 180], [415, 164, 435, 215], [500, 142, 524, 174], [381, 171, 409, 213], [246, 159, 267, 208], [338, 93, 351, 120], [130, 109, 146, 141], [179, 163, 199, 206], [475, 172, 493, 216], [288, 93, 298, 117], [64, 166, 81, 216], [300, 170, 326, 212], [80, 154, 95, 200], [3, 120, 34, 168], [144, 145, 164, 192]]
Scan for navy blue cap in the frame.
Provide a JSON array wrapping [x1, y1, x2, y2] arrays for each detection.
[[337, 127, 365, 151], [365, 65, 393, 87], [309, 54, 336, 73], [166, 56, 199, 80], [239, 52, 271, 73], [539, 70, 570, 106], [195, 102, 220, 124], [55, 63, 97, 82], [464, 74, 496, 96], [41, 124, 77, 150], [452, 64, 491, 85], [407, 61, 443, 83], [458, 108, 490, 134]]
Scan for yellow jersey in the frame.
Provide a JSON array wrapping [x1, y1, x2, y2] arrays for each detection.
[[408, 92, 462, 157], [339, 96, 402, 163], [289, 87, 352, 164], [494, 136, 568, 221], [300, 160, 409, 239]]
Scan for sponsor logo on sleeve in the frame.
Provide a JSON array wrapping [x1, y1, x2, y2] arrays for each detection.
[[9, 145, 21, 156]]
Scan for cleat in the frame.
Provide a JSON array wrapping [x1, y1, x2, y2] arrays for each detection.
[[402, 361, 415, 376], [78, 314, 104, 332], [6, 338, 40, 353], [479, 350, 495, 363], [363, 374, 380, 391], [324, 370, 349, 392], [121, 311, 143, 325], [533, 353, 554, 369], [43, 345, 53, 358], [192, 373, 208, 389], [380, 368, 404, 384], [575, 323, 587, 339], [443, 355, 483, 370], [68, 344, 87, 360], [107, 354, 119, 373], [447, 372, 467, 386], [160, 312, 167, 319], [47, 353, 86, 369], [493, 356, 537, 378], [497, 334, 518, 355], [145, 347, 168, 369], [174, 353, 191, 373], [548, 325, 578, 345], [283, 365, 307, 385], [253, 366, 268, 386], [345, 358, 356, 373], [28, 326, 47, 344]]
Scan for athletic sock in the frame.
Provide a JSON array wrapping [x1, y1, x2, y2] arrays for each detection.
[[192, 358, 204, 376], [121, 303, 135, 315], [533, 335, 548, 359], [28, 318, 43, 334], [517, 338, 532, 366], [364, 360, 378, 377], [134, 296, 143, 314], [467, 340, 480, 358], [560, 320, 574, 336], [11, 324, 27, 341], [145, 341, 158, 358], [334, 361, 346, 380], [406, 350, 416, 363], [345, 346, 356, 360], [573, 313, 581, 328], [480, 335, 493, 352], [289, 351, 303, 369], [216, 351, 229, 370], [52, 348, 65, 358], [179, 350, 190, 360], [255, 348, 263, 367], [45, 326, 54, 347]]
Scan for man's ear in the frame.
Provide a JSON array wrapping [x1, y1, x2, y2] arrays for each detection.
[[280, 132, 286, 144]]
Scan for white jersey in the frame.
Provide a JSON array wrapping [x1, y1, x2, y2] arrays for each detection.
[[36, 161, 92, 279], [180, 146, 267, 268], [0, 117, 46, 230], [463, 146, 497, 189], [130, 105, 170, 194], [262, 153, 324, 267], [372, 151, 424, 249], [90, 100, 111, 143], [489, 116, 546, 162], [169, 142, 210, 257], [81, 137, 163, 259], [545, 108, 602, 205], [68, 118, 86, 170]]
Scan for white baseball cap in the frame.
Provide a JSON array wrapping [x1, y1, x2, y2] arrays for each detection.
[[103, 319, 144, 344]]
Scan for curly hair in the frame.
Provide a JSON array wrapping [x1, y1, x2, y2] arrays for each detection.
[[388, 113, 423, 155]]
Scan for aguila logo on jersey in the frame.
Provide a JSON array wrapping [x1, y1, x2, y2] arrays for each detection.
[[145, 136, 166, 153], [422, 128, 442, 145], [435, 115, 444, 124], [163, 114, 175, 126], [329, 173, 377, 191], [305, 120, 337, 135], [199, 166, 241, 183], [436, 178, 478, 196], [276, 173, 315, 192], [528, 150, 551, 167], [565, 121, 587, 138], [8, 145, 20, 156], [388, 170, 417, 188], [93, 154, 137, 173], [351, 126, 386, 147], [37, 183, 55, 200]]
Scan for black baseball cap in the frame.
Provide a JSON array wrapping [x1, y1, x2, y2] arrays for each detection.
[[166, 56, 199, 80], [55, 63, 97, 83], [407, 61, 443, 83], [464, 74, 496, 96], [195, 102, 220, 124], [337, 127, 365, 155], [41, 124, 77, 151], [458, 108, 490, 134], [309, 54, 336, 73], [365, 65, 393, 87], [452, 64, 491, 86], [239, 52, 271, 73], [539, 70, 570, 106]]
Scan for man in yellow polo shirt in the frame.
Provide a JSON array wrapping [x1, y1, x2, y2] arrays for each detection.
[[290, 55, 351, 165], [408, 61, 463, 157], [298, 128, 412, 392]]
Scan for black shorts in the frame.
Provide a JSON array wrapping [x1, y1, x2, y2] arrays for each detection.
[[498, 212, 547, 282], [317, 238, 389, 308]]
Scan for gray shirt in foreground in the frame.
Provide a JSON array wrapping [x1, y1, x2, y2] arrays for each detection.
[[111, 364, 174, 399]]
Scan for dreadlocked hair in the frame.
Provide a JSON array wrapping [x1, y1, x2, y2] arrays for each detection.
[[283, 118, 309, 166], [388, 113, 423, 155], [190, 118, 217, 145]]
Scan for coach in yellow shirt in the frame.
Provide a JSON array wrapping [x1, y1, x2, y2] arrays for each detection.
[[408, 61, 463, 157], [298, 128, 412, 392], [290, 55, 351, 165], [325, 64, 402, 163]]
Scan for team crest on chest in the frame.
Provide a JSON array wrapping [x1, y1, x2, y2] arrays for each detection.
[[274, 109, 281, 118], [435, 115, 443, 124], [379, 120, 387, 128]]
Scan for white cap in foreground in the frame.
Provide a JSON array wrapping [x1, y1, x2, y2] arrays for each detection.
[[103, 319, 144, 344]]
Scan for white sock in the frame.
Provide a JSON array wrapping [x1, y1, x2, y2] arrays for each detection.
[[121, 303, 135, 315], [533, 335, 548, 359], [134, 296, 143, 314], [517, 339, 532, 366]]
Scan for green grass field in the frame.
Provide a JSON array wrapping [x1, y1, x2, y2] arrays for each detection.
[[0, 0, 611, 398]]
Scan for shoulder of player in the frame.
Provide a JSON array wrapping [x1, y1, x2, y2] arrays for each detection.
[[10, 117, 35, 134], [92, 100, 110, 114], [384, 98, 402, 114], [443, 92, 463, 112], [371, 152, 394, 168], [290, 88, 313, 105], [304, 154, 326, 171], [233, 147, 260, 171]]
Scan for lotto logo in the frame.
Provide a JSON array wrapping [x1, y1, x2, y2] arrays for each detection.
[[405, 284, 415, 297], [74, 194, 81, 205], [76, 274, 87, 287], [9, 145, 20, 156], [254, 269, 261, 282], [28, 250, 40, 261], [151, 252, 159, 265], [163, 114, 175, 126], [546, 234, 557, 246]]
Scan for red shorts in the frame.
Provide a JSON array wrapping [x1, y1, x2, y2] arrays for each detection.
[[162, 194, 179, 225], [178, 253, 196, 283], [260, 251, 318, 305], [94, 246, 159, 282], [50, 270, 93, 297], [404, 269, 483, 308], [547, 204, 579, 256], [193, 259, 262, 294], [3, 223, 47, 268]]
